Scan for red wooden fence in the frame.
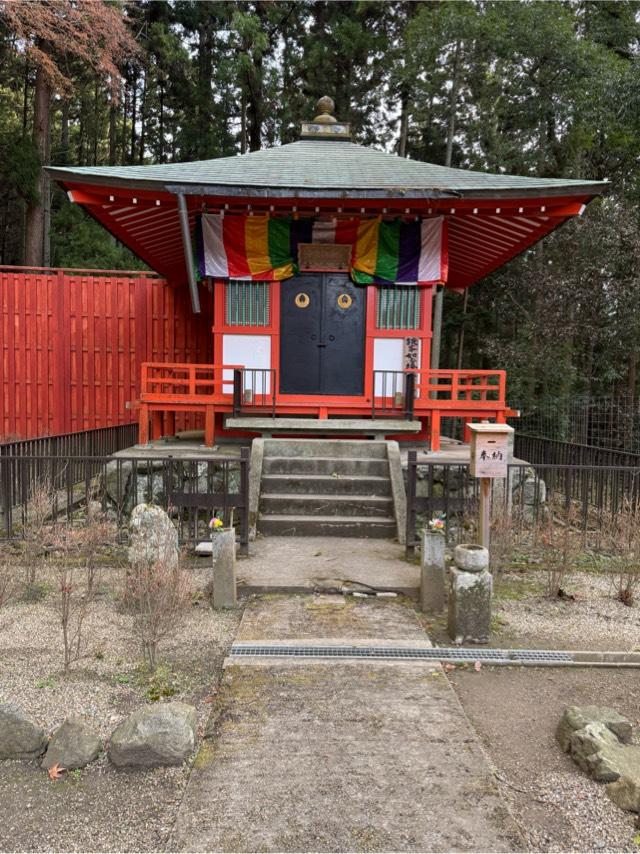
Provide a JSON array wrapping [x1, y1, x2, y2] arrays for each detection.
[[0, 266, 212, 440]]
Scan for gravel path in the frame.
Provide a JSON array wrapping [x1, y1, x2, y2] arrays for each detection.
[[0, 561, 241, 852], [494, 571, 640, 651]]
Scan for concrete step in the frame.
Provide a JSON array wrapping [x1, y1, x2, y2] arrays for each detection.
[[263, 439, 389, 459], [257, 514, 397, 538], [262, 456, 390, 477], [261, 473, 392, 496], [260, 493, 394, 518], [227, 418, 421, 437]]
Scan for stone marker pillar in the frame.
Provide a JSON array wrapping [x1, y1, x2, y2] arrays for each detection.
[[420, 529, 446, 613], [447, 544, 492, 644], [211, 528, 237, 609]]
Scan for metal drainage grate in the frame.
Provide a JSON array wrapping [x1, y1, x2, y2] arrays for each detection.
[[230, 644, 574, 665]]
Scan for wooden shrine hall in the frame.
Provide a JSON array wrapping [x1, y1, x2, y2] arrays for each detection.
[[47, 98, 606, 449]]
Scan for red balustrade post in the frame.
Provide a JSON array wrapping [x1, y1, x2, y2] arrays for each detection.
[[204, 406, 215, 446], [450, 372, 459, 402], [139, 404, 149, 445], [151, 410, 163, 440], [431, 410, 441, 452]]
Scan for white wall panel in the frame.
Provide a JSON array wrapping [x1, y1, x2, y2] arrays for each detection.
[[373, 337, 422, 394], [222, 334, 271, 393]]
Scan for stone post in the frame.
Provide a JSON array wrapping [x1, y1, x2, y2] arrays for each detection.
[[447, 544, 492, 644], [211, 528, 237, 609], [420, 529, 446, 613]]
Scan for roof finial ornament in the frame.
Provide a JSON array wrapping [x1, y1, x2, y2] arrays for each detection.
[[300, 96, 351, 141], [313, 96, 337, 125]]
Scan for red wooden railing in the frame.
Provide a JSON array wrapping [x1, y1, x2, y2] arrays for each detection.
[[138, 361, 509, 449], [372, 369, 507, 410], [140, 362, 238, 403], [414, 369, 507, 405]]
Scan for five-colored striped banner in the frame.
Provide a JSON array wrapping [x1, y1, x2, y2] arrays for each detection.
[[197, 214, 446, 285]]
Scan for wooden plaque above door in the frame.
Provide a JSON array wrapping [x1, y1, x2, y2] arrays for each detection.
[[297, 243, 351, 272]]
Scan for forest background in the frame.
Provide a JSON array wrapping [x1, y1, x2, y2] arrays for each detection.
[[1, 0, 640, 408]]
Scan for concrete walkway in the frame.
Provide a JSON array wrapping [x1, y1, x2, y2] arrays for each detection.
[[236, 536, 420, 596], [173, 592, 523, 853]]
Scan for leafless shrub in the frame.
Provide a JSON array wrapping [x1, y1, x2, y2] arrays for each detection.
[[599, 500, 640, 607], [489, 506, 527, 588], [78, 504, 117, 598], [534, 501, 584, 597], [0, 554, 19, 626], [123, 529, 191, 670], [21, 477, 56, 589], [52, 509, 117, 672]]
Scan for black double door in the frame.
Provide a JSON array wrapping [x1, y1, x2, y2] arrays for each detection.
[[280, 273, 366, 396]]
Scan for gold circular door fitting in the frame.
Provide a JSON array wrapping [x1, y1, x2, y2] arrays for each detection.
[[337, 293, 353, 309], [295, 292, 310, 308]]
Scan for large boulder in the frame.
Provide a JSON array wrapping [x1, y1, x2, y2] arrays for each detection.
[[607, 762, 640, 813], [108, 702, 197, 768], [558, 705, 640, 813], [41, 717, 101, 771], [0, 703, 47, 760], [556, 705, 632, 752], [128, 504, 179, 570], [569, 723, 626, 780]]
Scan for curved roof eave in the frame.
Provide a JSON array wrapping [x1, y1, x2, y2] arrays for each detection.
[[46, 168, 608, 202], [45, 136, 609, 201]]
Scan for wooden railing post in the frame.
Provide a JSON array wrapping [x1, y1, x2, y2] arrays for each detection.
[[406, 450, 417, 558], [404, 373, 416, 421], [451, 371, 459, 401], [238, 445, 250, 555], [233, 370, 243, 417]]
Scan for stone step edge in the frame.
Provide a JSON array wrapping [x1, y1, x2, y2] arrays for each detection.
[[262, 474, 390, 482], [263, 455, 390, 464], [260, 493, 393, 504], [258, 514, 397, 524]]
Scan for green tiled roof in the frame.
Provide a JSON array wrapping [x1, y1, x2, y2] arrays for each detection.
[[47, 139, 607, 200]]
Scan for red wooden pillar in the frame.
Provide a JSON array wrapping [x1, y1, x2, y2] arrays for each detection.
[[139, 404, 149, 444], [151, 410, 163, 440], [164, 410, 176, 438], [431, 411, 441, 452], [204, 406, 215, 446]]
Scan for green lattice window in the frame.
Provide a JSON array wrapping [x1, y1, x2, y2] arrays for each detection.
[[225, 281, 270, 326], [376, 287, 421, 330]]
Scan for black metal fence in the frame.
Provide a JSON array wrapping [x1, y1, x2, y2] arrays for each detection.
[[0, 449, 250, 554], [0, 423, 139, 459], [371, 371, 416, 420], [512, 395, 640, 453], [514, 433, 640, 470], [232, 368, 276, 418], [405, 451, 640, 556]]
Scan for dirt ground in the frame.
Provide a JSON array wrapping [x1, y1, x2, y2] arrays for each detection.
[[0, 562, 241, 853], [449, 666, 640, 853]]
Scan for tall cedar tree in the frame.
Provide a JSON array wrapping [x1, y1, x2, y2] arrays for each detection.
[[0, 0, 138, 265]]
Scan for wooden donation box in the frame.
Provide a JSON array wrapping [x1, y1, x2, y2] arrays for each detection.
[[468, 423, 514, 478]]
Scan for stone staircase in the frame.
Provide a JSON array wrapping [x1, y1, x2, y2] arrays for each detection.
[[257, 439, 400, 538]]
